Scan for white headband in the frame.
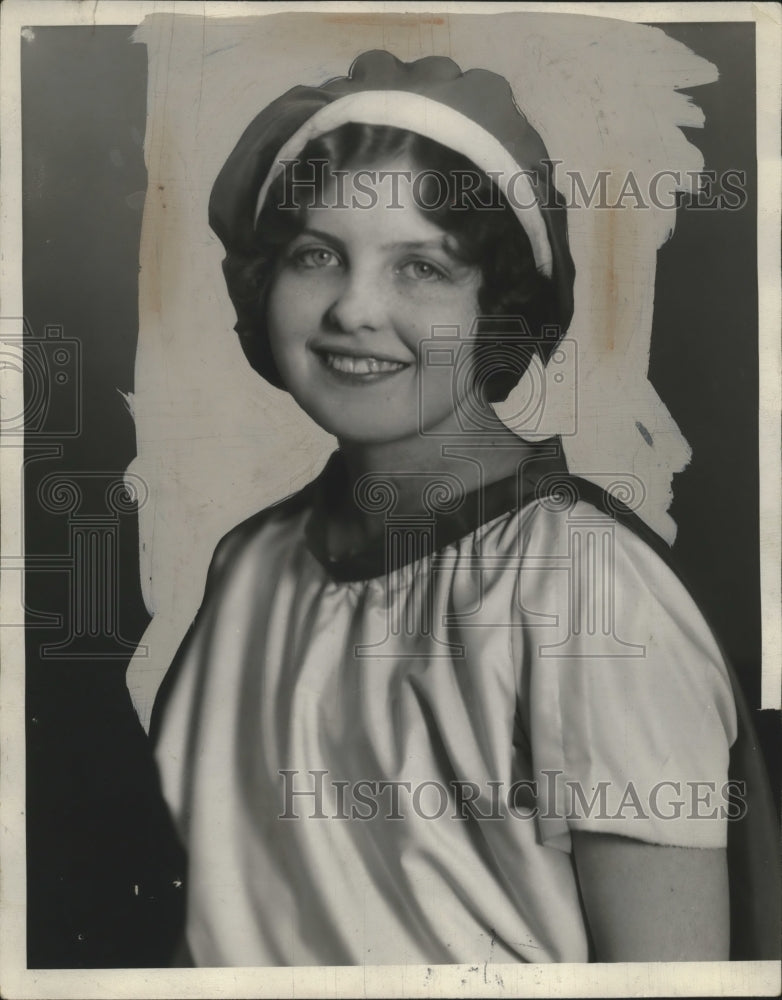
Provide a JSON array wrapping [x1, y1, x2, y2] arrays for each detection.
[[253, 90, 553, 277]]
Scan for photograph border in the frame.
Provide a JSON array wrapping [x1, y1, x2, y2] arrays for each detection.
[[1, 2, 780, 997]]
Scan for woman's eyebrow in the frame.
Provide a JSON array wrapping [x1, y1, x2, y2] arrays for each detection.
[[295, 227, 345, 249], [296, 230, 460, 258], [377, 238, 454, 253]]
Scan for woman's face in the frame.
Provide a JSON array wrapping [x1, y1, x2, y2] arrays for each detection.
[[266, 160, 483, 446]]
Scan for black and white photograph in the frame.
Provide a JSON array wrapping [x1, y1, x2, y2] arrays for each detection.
[[1, 2, 780, 997]]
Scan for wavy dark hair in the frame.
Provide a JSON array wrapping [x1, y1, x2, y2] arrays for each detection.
[[222, 122, 568, 404]]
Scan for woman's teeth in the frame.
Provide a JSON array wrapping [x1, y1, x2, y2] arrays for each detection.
[[324, 353, 405, 375]]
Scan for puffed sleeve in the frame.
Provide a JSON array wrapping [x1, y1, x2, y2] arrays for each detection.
[[518, 500, 738, 852]]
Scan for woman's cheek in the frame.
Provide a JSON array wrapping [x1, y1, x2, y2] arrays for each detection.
[[268, 275, 313, 347], [276, 268, 340, 328]]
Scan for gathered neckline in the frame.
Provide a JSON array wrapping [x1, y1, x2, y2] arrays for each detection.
[[303, 439, 568, 583]]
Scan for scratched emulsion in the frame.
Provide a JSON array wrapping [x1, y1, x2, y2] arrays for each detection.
[[124, 12, 716, 727]]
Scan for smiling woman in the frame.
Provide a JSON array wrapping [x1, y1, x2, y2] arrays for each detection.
[[266, 158, 487, 445], [144, 47, 779, 969], [11, 8, 778, 981], [224, 120, 566, 414]]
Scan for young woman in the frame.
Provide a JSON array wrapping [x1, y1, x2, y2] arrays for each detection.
[[150, 50, 778, 967]]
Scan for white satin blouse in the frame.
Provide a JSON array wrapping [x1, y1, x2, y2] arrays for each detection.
[[152, 453, 737, 967]]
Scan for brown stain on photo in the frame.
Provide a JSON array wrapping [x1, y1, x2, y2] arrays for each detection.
[[323, 14, 445, 27], [322, 14, 445, 28]]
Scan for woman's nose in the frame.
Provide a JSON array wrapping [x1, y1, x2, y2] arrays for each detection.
[[325, 270, 388, 333]]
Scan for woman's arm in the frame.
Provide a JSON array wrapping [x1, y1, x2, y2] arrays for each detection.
[[572, 831, 729, 962]]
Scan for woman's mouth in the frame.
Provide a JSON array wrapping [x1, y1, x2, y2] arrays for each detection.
[[316, 350, 410, 381]]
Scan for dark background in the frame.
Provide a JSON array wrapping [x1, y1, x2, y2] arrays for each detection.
[[21, 22, 779, 967]]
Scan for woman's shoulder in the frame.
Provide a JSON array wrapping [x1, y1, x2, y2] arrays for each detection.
[[519, 473, 673, 565], [518, 473, 735, 698], [206, 474, 321, 582]]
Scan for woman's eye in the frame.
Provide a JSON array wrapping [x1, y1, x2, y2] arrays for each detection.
[[399, 259, 446, 282], [292, 247, 341, 269]]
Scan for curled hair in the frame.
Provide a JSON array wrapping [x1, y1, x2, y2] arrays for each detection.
[[222, 123, 567, 403]]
